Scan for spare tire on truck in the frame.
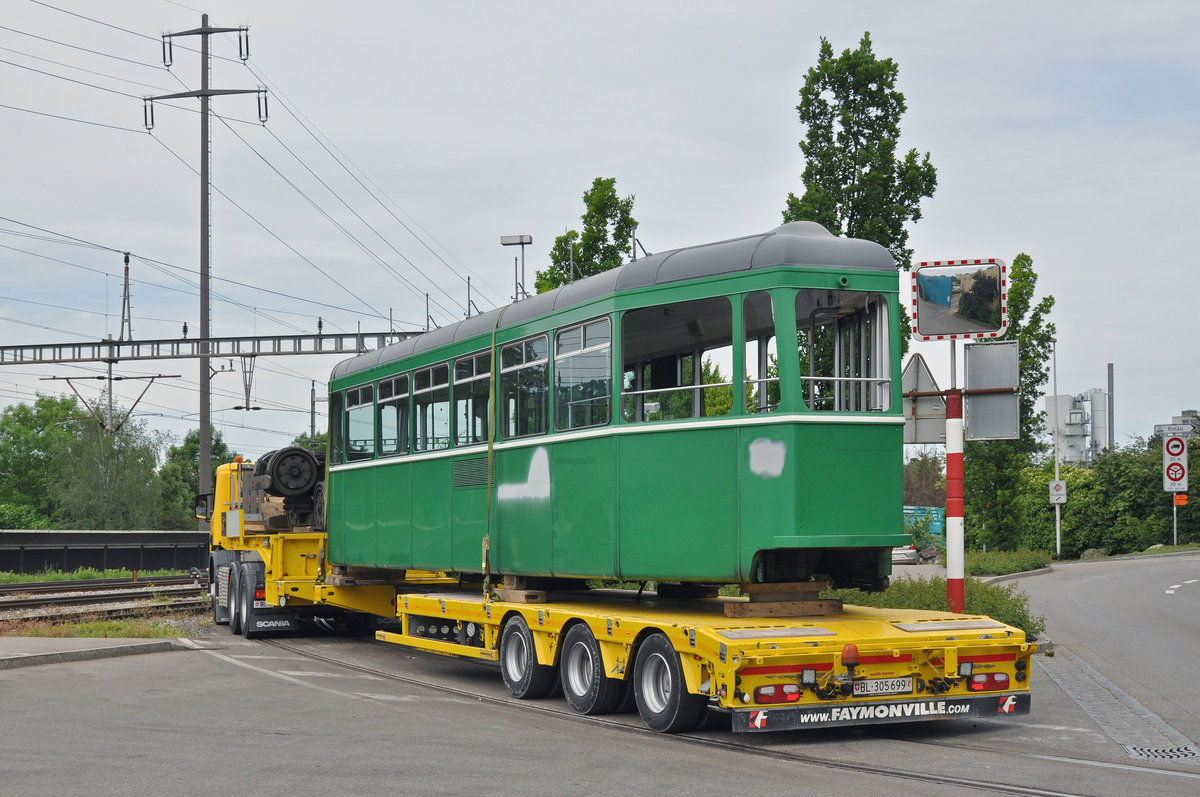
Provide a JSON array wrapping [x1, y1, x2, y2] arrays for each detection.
[[259, 446, 320, 498]]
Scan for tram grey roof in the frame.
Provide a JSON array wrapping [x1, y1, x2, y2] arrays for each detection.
[[331, 221, 894, 381]]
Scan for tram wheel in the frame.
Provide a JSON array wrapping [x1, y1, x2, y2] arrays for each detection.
[[499, 614, 557, 699], [632, 632, 705, 733], [560, 624, 623, 715]]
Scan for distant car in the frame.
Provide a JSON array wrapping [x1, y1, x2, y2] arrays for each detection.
[[892, 545, 920, 565]]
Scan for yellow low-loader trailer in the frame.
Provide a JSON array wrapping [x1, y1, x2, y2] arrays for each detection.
[[204, 461, 1033, 734]]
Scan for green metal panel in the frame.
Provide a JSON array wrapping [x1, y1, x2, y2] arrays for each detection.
[[548, 437, 618, 577], [792, 421, 906, 545], [616, 427, 739, 581], [736, 424, 799, 578], [374, 460, 412, 567], [328, 467, 375, 565], [409, 458, 452, 570], [494, 445, 553, 575], [452, 483, 488, 573]]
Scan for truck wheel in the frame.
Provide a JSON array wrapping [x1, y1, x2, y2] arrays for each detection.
[[560, 624, 623, 715], [239, 563, 262, 639], [228, 565, 243, 636], [500, 615, 557, 699], [211, 564, 228, 626], [633, 632, 705, 733]]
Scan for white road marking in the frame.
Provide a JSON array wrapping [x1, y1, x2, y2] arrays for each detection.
[[278, 670, 383, 680]]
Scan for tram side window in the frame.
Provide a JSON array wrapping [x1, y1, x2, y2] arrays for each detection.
[[500, 335, 548, 438], [378, 374, 410, 457], [454, 352, 491, 447], [795, 289, 890, 412], [554, 319, 611, 430], [744, 291, 779, 414], [621, 297, 733, 422], [329, 390, 345, 465], [346, 384, 375, 461], [414, 363, 451, 451]]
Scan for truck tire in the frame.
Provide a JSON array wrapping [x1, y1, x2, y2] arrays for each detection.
[[228, 565, 243, 636], [239, 563, 263, 639], [499, 614, 557, 699], [211, 565, 228, 626], [632, 632, 705, 733], [560, 623, 623, 715]]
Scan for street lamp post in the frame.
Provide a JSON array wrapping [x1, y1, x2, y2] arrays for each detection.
[[501, 234, 533, 300], [1051, 336, 1061, 558]]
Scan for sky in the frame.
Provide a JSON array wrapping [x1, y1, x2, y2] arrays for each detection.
[[1, 0, 1197, 461]]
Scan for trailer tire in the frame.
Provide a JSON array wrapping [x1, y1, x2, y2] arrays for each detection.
[[500, 615, 557, 699], [632, 632, 705, 733], [560, 624, 623, 715], [228, 565, 243, 636], [239, 563, 263, 639]]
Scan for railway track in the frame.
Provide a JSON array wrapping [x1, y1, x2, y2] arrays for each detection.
[[0, 576, 207, 621]]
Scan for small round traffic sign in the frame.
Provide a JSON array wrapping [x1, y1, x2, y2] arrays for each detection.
[[1167, 462, 1186, 482], [1166, 436, 1186, 457]]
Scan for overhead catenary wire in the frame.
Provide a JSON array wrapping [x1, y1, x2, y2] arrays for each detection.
[[215, 114, 457, 324], [145, 133, 390, 322], [242, 59, 505, 308]]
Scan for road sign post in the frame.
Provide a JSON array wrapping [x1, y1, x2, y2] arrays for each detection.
[[1163, 435, 1188, 545]]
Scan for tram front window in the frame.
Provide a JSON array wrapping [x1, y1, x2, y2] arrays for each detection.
[[796, 289, 890, 412]]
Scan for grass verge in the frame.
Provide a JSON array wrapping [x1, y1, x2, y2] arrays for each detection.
[[824, 576, 1046, 641], [0, 567, 187, 585], [0, 609, 210, 638]]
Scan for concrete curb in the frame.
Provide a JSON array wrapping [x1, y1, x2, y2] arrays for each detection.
[[0, 639, 186, 671]]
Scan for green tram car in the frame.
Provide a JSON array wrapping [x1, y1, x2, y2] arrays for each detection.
[[326, 221, 907, 590]]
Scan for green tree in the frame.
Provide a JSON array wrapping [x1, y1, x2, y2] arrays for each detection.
[[535, 177, 637, 293], [0, 394, 80, 519], [0, 502, 49, 530], [291, 430, 328, 453], [51, 412, 170, 530], [159, 428, 239, 528], [964, 253, 1056, 551], [903, 448, 946, 507], [782, 32, 937, 270]]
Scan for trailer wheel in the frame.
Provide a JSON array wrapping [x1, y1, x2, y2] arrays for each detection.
[[560, 624, 623, 715], [228, 565, 243, 636], [632, 632, 705, 733], [239, 563, 262, 639], [500, 615, 557, 699]]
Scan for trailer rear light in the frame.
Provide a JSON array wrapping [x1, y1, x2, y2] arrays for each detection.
[[801, 668, 817, 686], [968, 672, 1010, 691], [254, 588, 265, 600], [754, 684, 802, 704]]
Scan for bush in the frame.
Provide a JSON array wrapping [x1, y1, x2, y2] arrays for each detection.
[[825, 576, 1046, 640], [964, 548, 1051, 576]]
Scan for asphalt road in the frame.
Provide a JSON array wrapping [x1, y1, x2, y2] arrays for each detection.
[[4, 557, 1200, 795], [1016, 553, 1200, 746]]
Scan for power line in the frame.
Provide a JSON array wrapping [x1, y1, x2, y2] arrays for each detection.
[[0, 21, 168, 71], [218, 116, 457, 323], [146, 133, 389, 322], [0, 100, 141, 132], [0, 54, 141, 98], [0, 42, 174, 92], [243, 61, 505, 308]]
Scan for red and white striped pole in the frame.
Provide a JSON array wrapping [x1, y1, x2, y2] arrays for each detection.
[[945, 390, 965, 613]]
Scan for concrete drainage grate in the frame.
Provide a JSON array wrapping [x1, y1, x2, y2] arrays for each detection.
[[1123, 745, 1200, 761]]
